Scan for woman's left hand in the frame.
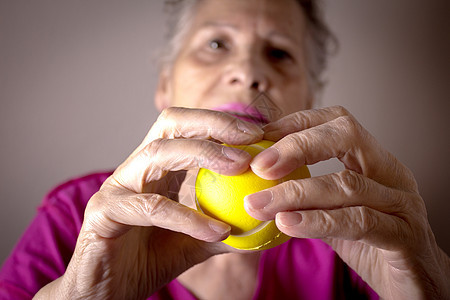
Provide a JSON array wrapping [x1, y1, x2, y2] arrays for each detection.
[[244, 106, 450, 299]]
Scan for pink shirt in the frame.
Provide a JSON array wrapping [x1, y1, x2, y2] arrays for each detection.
[[0, 172, 378, 299]]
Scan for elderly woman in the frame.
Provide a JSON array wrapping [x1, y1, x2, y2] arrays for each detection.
[[1, 0, 449, 299]]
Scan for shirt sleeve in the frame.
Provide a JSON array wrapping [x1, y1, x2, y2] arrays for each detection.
[[0, 172, 110, 299]]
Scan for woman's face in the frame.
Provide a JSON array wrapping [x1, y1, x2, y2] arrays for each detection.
[[156, 0, 312, 120]]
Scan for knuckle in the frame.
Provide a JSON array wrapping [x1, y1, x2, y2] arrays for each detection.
[[336, 169, 367, 198], [401, 192, 426, 220], [387, 190, 406, 212], [291, 110, 313, 129], [332, 105, 350, 117], [336, 115, 362, 137], [133, 194, 168, 217], [316, 211, 335, 235], [285, 180, 306, 206], [354, 206, 377, 240], [84, 191, 111, 229], [287, 132, 309, 158], [144, 138, 167, 160], [410, 193, 427, 213], [159, 106, 178, 120], [85, 191, 105, 214], [336, 115, 356, 131], [177, 207, 196, 226], [153, 107, 179, 139], [157, 107, 171, 123]]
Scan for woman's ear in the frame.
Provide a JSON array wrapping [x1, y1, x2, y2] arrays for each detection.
[[155, 68, 172, 111]]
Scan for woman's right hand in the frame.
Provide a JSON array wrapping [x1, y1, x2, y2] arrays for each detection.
[[34, 107, 264, 300]]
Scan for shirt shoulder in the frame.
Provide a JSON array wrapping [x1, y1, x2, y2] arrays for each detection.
[[0, 171, 113, 299], [40, 171, 113, 230], [42, 171, 113, 208]]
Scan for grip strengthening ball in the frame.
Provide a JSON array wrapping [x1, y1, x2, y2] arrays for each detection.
[[195, 140, 310, 250]]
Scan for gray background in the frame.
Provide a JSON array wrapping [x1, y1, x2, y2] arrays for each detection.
[[1, 0, 449, 266]]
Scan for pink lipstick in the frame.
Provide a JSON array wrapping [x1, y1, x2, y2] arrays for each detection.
[[213, 102, 269, 125]]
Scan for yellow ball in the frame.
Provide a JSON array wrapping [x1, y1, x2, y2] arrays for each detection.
[[195, 140, 310, 250]]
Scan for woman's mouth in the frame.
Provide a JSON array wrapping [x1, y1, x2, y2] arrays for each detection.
[[212, 102, 269, 125]]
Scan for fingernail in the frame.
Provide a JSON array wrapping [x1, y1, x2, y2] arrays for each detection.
[[245, 190, 273, 210], [279, 212, 303, 227], [251, 148, 279, 170], [237, 121, 264, 136], [222, 146, 250, 161], [209, 220, 231, 234]]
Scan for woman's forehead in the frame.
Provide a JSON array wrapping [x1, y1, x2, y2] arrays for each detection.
[[189, 0, 306, 42]]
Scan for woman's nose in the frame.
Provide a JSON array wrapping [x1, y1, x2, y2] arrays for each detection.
[[224, 53, 269, 92]]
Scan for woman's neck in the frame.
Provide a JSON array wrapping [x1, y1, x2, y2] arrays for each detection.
[[177, 251, 262, 300]]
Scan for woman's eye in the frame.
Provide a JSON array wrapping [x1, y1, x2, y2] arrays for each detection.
[[208, 39, 227, 50], [267, 48, 292, 61]]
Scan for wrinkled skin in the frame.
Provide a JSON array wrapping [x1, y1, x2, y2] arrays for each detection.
[[35, 108, 265, 299], [246, 106, 450, 299], [35, 107, 450, 300], [34, 0, 450, 299]]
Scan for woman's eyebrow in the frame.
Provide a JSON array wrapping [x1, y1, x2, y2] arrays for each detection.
[[267, 31, 301, 46], [198, 21, 300, 46]]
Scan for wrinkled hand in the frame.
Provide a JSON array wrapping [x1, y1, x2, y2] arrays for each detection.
[[35, 107, 264, 300], [244, 106, 450, 299]]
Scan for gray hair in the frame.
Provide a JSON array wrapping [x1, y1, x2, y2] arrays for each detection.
[[159, 0, 198, 72], [159, 0, 336, 98]]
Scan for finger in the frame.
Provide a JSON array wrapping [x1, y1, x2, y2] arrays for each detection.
[[251, 114, 416, 191], [263, 105, 349, 141], [244, 170, 413, 221], [86, 191, 231, 242], [113, 138, 252, 193], [252, 115, 369, 178], [275, 206, 409, 251], [138, 107, 264, 152]]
